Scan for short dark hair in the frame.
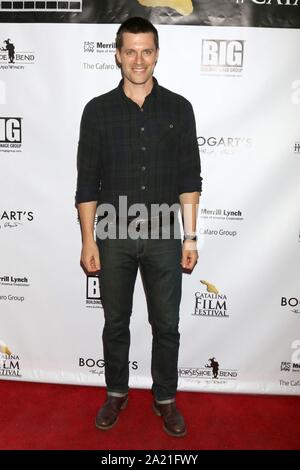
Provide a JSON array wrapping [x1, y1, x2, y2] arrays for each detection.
[[116, 17, 159, 50]]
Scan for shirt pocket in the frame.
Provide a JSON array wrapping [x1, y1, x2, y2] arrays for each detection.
[[155, 119, 176, 144]]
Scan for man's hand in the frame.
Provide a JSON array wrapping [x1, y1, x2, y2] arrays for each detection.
[[181, 240, 198, 271], [81, 239, 100, 273]]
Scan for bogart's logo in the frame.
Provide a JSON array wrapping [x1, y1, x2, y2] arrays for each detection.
[[192, 280, 229, 318], [0, 340, 21, 378], [281, 297, 300, 314], [0, 210, 34, 229], [201, 39, 245, 76], [0, 38, 35, 70], [79, 357, 138, 376], [198, 136, 253, 156], [0, 117, 22, 152]]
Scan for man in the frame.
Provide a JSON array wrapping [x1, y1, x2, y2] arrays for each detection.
[[76, 17, 202, 437]]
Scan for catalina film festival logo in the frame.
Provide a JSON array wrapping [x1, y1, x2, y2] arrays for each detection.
[[179, 356, 238, 385], [0, 340, 21, 378], [0, 38, 35, 70], [192, 280, 229, 318], [201, 39, 245, 76], [0, 117, 22, 153]]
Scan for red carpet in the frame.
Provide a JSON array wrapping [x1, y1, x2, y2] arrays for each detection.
[[0, 380, 299, 450]]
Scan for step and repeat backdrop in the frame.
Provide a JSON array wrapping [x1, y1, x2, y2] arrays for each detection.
[[1, 1, 300, 395]]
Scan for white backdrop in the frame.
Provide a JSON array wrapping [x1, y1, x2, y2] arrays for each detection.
[[1, 23, 300, 395]]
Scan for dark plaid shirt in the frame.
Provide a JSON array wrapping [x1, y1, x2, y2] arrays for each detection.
[[75, 78, 202, 211]]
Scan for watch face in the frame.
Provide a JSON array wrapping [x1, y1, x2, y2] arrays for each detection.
[[184, 235, 197, 241]]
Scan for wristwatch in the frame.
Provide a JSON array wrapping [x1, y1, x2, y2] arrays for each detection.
[[183, 234, 198, 241]]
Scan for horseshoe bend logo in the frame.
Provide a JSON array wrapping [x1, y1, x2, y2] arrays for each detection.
[[0, 38, 35, 69], [179, 357, 238, 382]]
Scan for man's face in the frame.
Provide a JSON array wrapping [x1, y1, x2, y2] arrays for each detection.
[[116, 32, 159, 86]]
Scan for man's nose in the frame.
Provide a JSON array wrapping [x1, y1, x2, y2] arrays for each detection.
[[135, 52, 143, 64]]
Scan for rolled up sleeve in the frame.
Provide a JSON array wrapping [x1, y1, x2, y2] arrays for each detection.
[[178, 100, 202, 195], [75, 98, 102, 204]]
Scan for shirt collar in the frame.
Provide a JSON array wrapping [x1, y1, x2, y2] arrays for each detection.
[[118, 76, 159, 103]]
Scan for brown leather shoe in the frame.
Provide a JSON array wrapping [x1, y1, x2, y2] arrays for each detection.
[[153, 401, 187, 437], [95, 395, 128, 430]]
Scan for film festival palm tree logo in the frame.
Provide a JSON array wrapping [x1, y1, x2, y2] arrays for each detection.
[[0, 340, 21, 377], [0, 340, 12, 356], [1, 39, 15, 63]]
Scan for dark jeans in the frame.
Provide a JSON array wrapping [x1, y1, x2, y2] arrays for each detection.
[[96, 234, 182, 401]]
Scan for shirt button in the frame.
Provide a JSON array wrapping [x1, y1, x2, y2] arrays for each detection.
[[141, 146, 146, 151], [141, 166, 146, 171], [141, 185, 146, 190], [140, 108, 144, 112], [169, 123, 174, 128], [140, 127, 145, 132]]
